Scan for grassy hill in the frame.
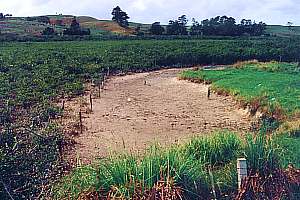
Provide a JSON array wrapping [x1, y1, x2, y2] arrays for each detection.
[[0, 15, 137, 36], [1, 15, 300, 37], [266, 25, 300, 37]]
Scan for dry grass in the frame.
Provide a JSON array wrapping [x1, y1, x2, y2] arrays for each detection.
[[232, 60, 260, 68], [277, 119, 300, 137], [81, 21, 136, 35]]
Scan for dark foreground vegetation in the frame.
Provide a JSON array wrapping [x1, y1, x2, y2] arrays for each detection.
[[0, 38, 300, 199]]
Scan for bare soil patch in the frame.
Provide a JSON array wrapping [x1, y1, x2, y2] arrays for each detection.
[[62, 68, 253, 164]]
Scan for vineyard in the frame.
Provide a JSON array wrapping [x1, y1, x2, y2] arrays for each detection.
[[0, 38, 300, 199]]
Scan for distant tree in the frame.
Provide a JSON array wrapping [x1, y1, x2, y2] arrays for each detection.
[[0, 13, 12, 20], [178, 15, 188, 26], [42, 27, 56, 35], [135, 25, 144, 36], [198, 16, 266, 36], [287, 22, 295, 36], [149, 22, 165, 35], [190, 18, 202, 35], [251, 22, 267, 36], [201, 16, 238, 36], [63, 17, 90, 35], [239, 19, 266, 36], [37, 16, 50, 24], [287, 22, 293, 27], [166, 15, 188, 35], [111, 6, 130, 28]]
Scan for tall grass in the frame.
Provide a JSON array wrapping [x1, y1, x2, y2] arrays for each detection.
[[53, 130, 296, 199], [244, 132, 280, 175], [53, 132, 243, 199], [184, 131, 242, 166]]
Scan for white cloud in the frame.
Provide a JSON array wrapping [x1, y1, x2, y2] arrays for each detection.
[[0, 0, 299, 25]]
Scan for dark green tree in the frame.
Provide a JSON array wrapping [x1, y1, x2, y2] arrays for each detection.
[[149, 22, 165, 35], [42, 27, 56, 35], [63, 17, 90, 35], [166, 15, 188, 35], [112, 6, 130, 28], [0, 13, 4, 20], [190, 18, 202, 35]]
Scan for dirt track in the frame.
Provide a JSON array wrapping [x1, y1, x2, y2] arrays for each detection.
[[64, 68, 252, 164]]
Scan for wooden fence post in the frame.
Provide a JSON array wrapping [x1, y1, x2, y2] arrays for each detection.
[[89, 93, 93, 111], [207, 87, 211, 99], [237, 158, 247, 190], [62, 99, 65, 111], [98, 84, 101, 98], [79, 111, 83, 134], [107, 66, 110, 77]]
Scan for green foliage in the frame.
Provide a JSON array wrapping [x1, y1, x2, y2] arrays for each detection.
[[149, 22, 165, 35], [244, 132, 280, 175], [63, 17, 90, 36], [274, 133, 300, 168], [192, 16, 266, 36], [52, 166, 98, 199], [112, 6, 130, 28], [42, 27, 56, 35], [184, 131, 242, 166], [166, 15, 188, 35]]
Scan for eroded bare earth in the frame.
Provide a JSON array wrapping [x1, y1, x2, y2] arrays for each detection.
[[63, 68, 252, 164]]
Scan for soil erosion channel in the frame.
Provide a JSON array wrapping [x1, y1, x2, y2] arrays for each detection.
[[65, 68, 252, 163]]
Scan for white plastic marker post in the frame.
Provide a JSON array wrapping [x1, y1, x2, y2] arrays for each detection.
[[237, 158, 247, 189]]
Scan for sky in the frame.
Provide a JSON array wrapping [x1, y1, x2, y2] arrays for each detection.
[[1, 0, 300, 25]]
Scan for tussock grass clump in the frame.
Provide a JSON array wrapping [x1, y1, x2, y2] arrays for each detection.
[[184, 131, 242, 166], [244, 132, 280, 175], [238, 132, 299, 200]]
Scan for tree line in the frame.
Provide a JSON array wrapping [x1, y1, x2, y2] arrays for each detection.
[[43, 6, 267, 37], [0, 13, 12, 20], [149, 15, 266, 36], [109, 6, 267, 36]]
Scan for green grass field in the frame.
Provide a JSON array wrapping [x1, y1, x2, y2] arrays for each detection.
[[181, 62, 300, 118], [266, 25, 300, 37]]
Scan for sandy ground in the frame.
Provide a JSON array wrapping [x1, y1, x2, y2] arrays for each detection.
[[62, 68, 252, 164]]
